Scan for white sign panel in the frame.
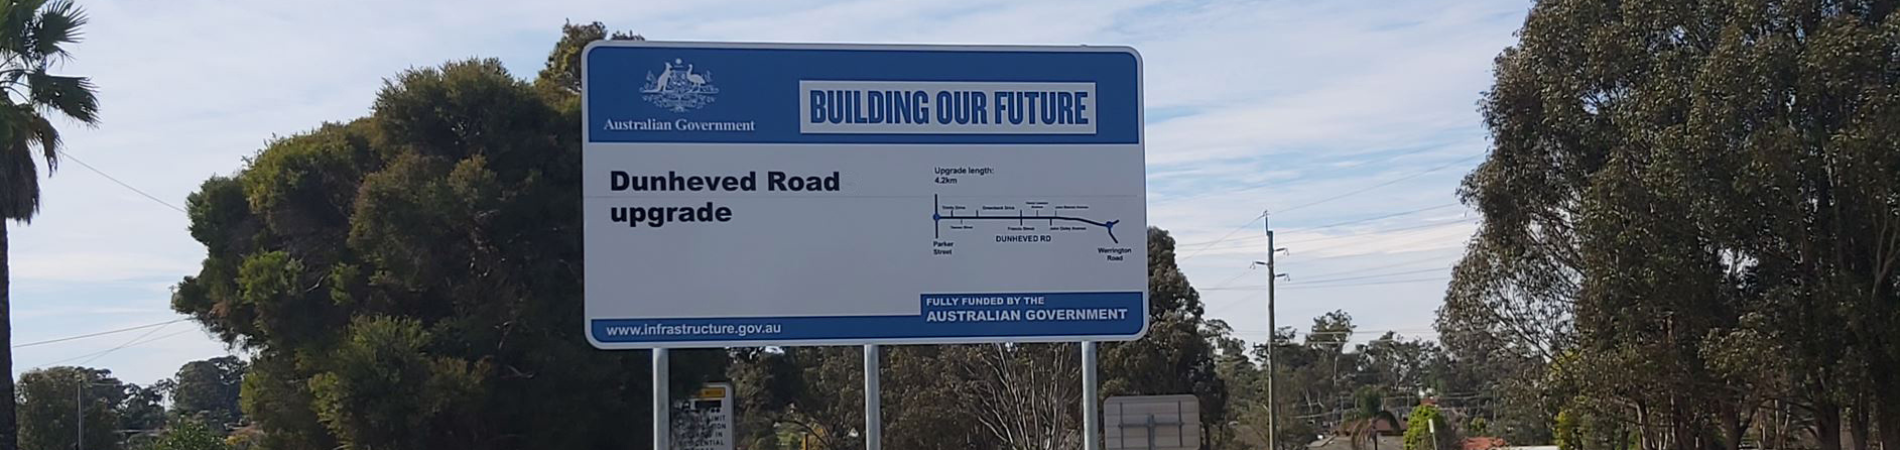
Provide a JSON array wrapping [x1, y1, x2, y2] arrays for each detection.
[[1104, 395, 1201, 450], [582, 42, 1147, 348]]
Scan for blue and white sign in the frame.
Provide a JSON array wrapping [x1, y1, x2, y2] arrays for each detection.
[[582, 42, 1146, 348]]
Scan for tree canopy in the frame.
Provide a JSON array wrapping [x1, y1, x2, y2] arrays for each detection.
[[171, 23, 721, 450], [17, 367, 135, 450], [169, 356, 247, 428], [1443, 1, 1900, 450]]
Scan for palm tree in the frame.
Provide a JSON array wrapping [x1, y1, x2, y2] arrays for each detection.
[[1346, 388, 1402, 450], [0, 1, 100, 449]]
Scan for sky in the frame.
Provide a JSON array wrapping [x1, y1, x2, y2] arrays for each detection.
[[6, 0, 1532, 385]]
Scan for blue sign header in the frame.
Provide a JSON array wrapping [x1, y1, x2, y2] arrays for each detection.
[[583, 43, 1141, 144]]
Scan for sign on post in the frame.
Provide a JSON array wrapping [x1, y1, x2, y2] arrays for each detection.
[[1104, 395, 1201, 450], [673, 383, 735, 450], [582, 42, 1147, 348]]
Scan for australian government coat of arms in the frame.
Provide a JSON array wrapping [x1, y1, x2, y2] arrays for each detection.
[[641, 58, 720, 112]]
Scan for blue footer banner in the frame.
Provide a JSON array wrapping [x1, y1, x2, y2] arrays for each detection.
[[591, 291, 1144, 343]]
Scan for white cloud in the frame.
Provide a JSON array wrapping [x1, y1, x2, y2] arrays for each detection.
[[7, 249, 199, 284], [14, 306, 170, 320]]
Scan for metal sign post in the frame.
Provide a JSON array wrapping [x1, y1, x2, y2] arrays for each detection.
[[1085, 341, 1102, 450], [865, 344, 881, 450], [654, 349, 670, 450]]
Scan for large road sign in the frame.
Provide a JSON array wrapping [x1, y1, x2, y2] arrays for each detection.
[[582, 42, 1146, 348]]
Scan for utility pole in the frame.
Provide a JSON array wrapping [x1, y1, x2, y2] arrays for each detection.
[[1245, 212, 1291, 450], [74, 375, 109, 450], [76, 377, 82, 450], [1263, 210, 1278, 450]]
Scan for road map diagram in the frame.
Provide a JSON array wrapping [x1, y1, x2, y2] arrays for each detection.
[[932, 195, 1123, 244]]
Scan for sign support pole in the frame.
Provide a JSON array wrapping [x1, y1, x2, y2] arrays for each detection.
[[1083, 340, 1101, 450], [654, 348, 670, 450], [864, 344, 882, 450]]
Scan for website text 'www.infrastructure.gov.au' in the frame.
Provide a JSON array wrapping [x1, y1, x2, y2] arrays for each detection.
[[601, 322, 784, 337]]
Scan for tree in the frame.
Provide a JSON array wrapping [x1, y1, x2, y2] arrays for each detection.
[[727, 348, 799, 450], [533, 21, 641, 95], [1100, 228, 1227, 449], [17, 367, 122, 450], [170, 23, 725, 450], [1210, 320, 1267, 450], [118, 383, 166, 434], [147, 420, 231, 450], [0, 1, 100, 448], [236, 352, 332, 450], [307, 316, 483, 450], [1345, 388, 1400, 450], [738, 346, 864, 450], [1553, 400, 1635, 450], [1403, 404, 1458, 450], [1297, 311, 1360, 434], [1356, 333, 1441, 396], [169, 356, 247, 429], [882, 345, 997, 450], [1452, 1, 1900, 449]]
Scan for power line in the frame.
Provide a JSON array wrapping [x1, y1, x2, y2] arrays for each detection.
[[1172, 155, 1480, 262], [13, 318, 188, 348], [1227, 328, 1439, 336], [1198, 218, 1477, 261], [55, 149, 187, 214], [1278, 218, 1478, 247], [1301, 330, 1438, 336], [1275, 155, 1482, 214], [1203, 291, 1265, 317], [1293, 266, 1452, 285], [1279, 276, 1451, 291], [1176, 203, 1462, 248], [1150, 146, 1458, 206], [75, 321, 173, 366], [1177, 212, 1266, 261], [1203, 266, 1450, 290], [32, 327, 195, 369], [1205, 274, 1453, 292], [1288, 254, 1453, 281], [27, 150, 210, 367], [1286, 203, 1463, 233], [1192, 263, 1277, 316], [1293, 223, 1478, 257], [1204, 269, 1259, 291]]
